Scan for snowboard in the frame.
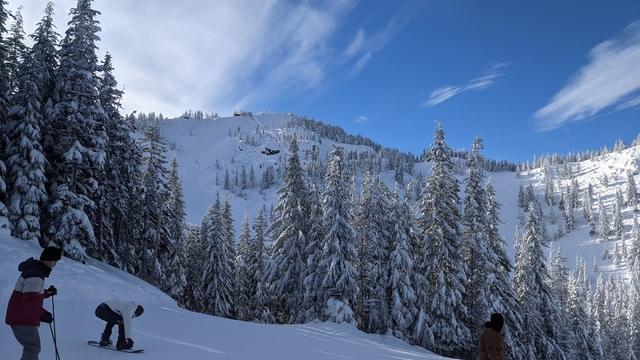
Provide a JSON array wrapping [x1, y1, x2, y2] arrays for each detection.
[[87, 340, 144, 353]]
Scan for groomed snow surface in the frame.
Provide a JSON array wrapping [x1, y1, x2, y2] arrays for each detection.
[[0, 233, 450, 360]]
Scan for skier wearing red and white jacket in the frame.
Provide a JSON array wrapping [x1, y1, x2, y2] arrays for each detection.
[[5, 246, 61, 360]]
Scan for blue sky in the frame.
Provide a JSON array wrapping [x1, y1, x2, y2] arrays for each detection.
[[14, 0, 640, 161], [283, 0, 640, 162]]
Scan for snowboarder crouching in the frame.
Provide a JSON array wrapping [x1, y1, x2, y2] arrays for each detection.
[[95, 300, 144, 350], [5, 246, 61, 360]]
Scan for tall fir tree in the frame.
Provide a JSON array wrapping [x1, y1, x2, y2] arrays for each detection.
[[514, 205, 565, 359], [5, 26, 49, 243], [628, 172, 638, 209], [234, 215, 252, 320], [0, 0, 12, 221], [629, 261, 640, 358], [180, 225, 204, 312], [461, 136, 493, 345], [597, 197, 610, 240], [46, 0, 108, 260], [165, 155, 187, 300], [566, 260, 601, 360], [387, 187, 418, 339], [265, 137, 309, 323], [29, 2, 58, 109], [5, 6, 26, 95], [138, 123, 171, 285], [202, 195, 235, 318], [630, 215, 640, 268], [548, 248, 572, 355], [485, 181, 525, 359], [612, 198, 624, 240], [416, 125, 470, 357], [250, 206, 275, 323], [316, 146, 358, 325], [353, 173, 392, 333], [302, 185, 324, 322], [96, 52, 133, 266]]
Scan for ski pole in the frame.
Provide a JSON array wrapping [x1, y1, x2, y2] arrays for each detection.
[[51, 296, 61, 360], [48, 323, 61, 360]]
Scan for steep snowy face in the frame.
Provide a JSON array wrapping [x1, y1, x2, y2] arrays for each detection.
[[512, 145, 640, 280], [0, 235, 449, 360], [158, 112, 387, 226]]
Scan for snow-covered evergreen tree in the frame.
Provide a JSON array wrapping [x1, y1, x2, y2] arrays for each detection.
[[548, 248, 572, 355], [597, 197, 610, 240], [202, 195, 235, 318], [566, 259, 602, 360], [583, 188, 593, 221], [28, 2, 58, 109], [461, 136, 492, 345], [138, 123, 171, 285], [613, 199, 624, 240], [485, 181, 525, 359], [234, 214, 252, 321], [545, 178, 555, 206], [302, 185, 324, 322], [316, 146, 358, 325], [96, 52, 141, 267], [5, 6, 26, 95], [628, 172, 638, 209], [180, 225, 204, 312], [629, 261, 640, 358], [387, 187, 417, 339], [265, 136, 309, 323], [563, 191, 575, 232], [5, 27, 48, 243], [46, 0, 107, 260], [514, 205, 565, 359], [165, 155, 187, 300], [630, 215, 640, 268], [250, 206, 275, 323], [416, 126, 470, 357], [0, 0, 9, 223], [353, 173, 392, 333]]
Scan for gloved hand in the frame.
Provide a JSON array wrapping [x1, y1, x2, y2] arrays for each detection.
[[117, 338, 134, 350], [45, 285, 57, 297], [40, 310, 54, 324]]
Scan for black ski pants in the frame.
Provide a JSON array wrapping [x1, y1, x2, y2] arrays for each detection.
[[95, 303, 125, 341]]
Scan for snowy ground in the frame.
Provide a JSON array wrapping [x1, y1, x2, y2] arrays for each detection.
[[0, 234, 450, 360]]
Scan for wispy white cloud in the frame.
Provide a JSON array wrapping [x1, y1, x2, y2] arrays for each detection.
[[534, 21, 640, 132], [618, 95, 640, 110], [422, 62, 508, 107], [13, 0, 403, 117], [353, 115, 369, 124], [343, 16, 409, 75]]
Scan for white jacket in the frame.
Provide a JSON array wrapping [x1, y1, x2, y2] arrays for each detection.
[[105, 299, 139, 338]]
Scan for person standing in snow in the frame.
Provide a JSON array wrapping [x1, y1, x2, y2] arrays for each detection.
[[94, 300, 144, 350], [5, 246, 61, 360], [477, 312, 506, 360]]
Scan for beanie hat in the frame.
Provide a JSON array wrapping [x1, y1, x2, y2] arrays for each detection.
[[135, 305, 144, 317], [490, 312, 504, 332], [40, 247, 62, 261]]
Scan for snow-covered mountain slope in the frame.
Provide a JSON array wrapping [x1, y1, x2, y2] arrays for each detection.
[[160, 112, 381, 226], [517, 145, 640, 280], [159, 112, 522, 254], [0, 234, 449, 360], [160, 111, 640, 283]]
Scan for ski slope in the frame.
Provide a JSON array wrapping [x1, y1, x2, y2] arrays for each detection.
[[0, 234, 450, 360]]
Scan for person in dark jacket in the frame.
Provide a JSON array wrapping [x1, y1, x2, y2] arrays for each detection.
[[477, 312, 506, 360], [95, 300, 144, 350], [5, 246, 61, 360]]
